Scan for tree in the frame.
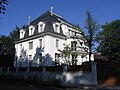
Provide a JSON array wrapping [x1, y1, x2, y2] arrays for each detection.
[[59, 44, 72, 65], [97, 20, 120, 62], [85, 11, 99, 61], [0, 0, 8, 14], [0, 26, 20, 67], [0, 35, 12, 68], [9, 25, 20, 41]]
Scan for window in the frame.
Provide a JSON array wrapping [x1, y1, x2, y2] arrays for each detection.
[[55, 24, 59, 33], [56, 39, 59, 48], [55, 53, 60, 65], [20, 44, 22, 51], [29, 55, 32, 60], [40, 24, 43, 32], [71, 41, 77, 51], [39, 53, 42, 66], [29, 41, 33, 50], [38, 23, 44, 33], [72, 54, 77, 65], [55, 24, 58, 32], [29, 55, 32, 67], [68, 29, 70, 36], [29, 26, 35, 36], [30, 28, 33, 35], [21, 31, 23, 38], [19, 56, 23, 67], [39, 39, 42, 47], [80, 42, 83, 46]]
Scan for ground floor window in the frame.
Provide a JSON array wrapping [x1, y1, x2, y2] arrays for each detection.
[[39, 53, 42, 66], [19, 56, 23, 67], [72, 54, 77, 65], [55, 53, 60, 65], [29, 55, 32, 67]]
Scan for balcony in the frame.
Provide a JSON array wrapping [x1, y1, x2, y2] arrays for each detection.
[[71, 47, 88, 57]]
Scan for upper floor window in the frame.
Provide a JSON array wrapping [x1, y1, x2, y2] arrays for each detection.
[[54, 24, 60, 33], [56, 39, 59, 48], [29, 41, 33, 50], [20, 44, 22, 51], [20, 29, 25, 39], [30, 28, 33, 34], [38, 22, 44, 33], [40, 24, 43, 32], [29, 26, 35, 36], [71, 41, 77, 51], [39, 39, 42, 47], [21, 31, 23, 37], [55, 24, 58, 31]]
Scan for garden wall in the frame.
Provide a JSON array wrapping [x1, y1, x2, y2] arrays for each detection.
[[0, 62, 97, 86]]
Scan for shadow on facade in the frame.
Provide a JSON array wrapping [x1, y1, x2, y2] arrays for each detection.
[[15, 47, 55, 67]]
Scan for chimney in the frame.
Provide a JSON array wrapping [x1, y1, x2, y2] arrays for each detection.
[[28, 16, 31, 25], [50, 7, 53, 16]]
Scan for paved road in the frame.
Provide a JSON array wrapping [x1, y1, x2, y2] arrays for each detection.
[[0, 81, 63, 90], [0, 81, 120, 90]]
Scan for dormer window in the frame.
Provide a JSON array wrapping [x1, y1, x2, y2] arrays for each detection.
[[29, 26, 35, 36], [20, 29, 25, 39], [54, 23, 60, 33], [38, 22, 44, 33], [21, 31, 23, 36], [30, 28, 33, 34], [55, 24, 58, 32], [40, 24, 43, 32]]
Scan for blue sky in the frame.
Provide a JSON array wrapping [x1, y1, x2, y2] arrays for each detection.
[[0, 0, 120, 35]]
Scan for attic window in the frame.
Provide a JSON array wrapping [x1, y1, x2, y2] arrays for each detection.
[[29, 26, 35, 36], [55, 24, 60, 33], [40, 24, 43, 32], [30, 28, 33, 35], [21, 31, 23, 37], [38, 23, 44, 33]]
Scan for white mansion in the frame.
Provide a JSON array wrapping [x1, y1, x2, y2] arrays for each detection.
[[14, 10, 94, 67]]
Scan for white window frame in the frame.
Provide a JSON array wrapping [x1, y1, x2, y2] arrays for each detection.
[[38, 22, 44, 33], [54, 23, 60, 33], [29, 26, 35, 36], [40, 24, 43, 32]]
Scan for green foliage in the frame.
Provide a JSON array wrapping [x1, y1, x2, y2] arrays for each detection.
[[9, 26, 20, 41], [59, 44, 72, 65], [0, 35, 12, 54], [0, 26, 20, 67], [97, 20, 120, 62], [0, 0, 8, 14], [97, 61, 120, 85], [85, 10, 100, 61]]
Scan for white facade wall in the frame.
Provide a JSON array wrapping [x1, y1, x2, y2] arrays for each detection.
[[15, 34, 66, 67]]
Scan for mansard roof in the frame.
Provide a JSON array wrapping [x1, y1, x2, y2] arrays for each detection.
[[30, 11, 73, 26], [16, 11, 85, 43]]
